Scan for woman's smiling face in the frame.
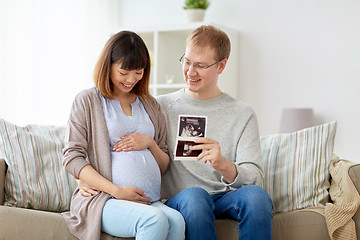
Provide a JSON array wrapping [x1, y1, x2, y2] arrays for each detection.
[[110, 62, 144, 96]]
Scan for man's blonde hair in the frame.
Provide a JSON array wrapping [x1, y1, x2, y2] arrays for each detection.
[[186, 25, 231, 61]]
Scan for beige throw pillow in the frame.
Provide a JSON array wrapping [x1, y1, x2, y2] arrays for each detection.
[[261, 121, 337, 213], [0, 118, 76, 212]]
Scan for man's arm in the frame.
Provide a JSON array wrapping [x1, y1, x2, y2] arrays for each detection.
[[190, 113, 263, 187]]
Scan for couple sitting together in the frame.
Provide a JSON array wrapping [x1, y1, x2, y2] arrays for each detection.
[[62, 25, 273, 240]]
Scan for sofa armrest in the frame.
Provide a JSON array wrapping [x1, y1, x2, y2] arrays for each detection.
[[349, 164, 360, 195], [0, 158, 5, 205], [348, 162, 360, 239]]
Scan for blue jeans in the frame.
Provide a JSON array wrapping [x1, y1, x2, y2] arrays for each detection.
[[165, 185, 273, 240], [102, 199, 185, 240]]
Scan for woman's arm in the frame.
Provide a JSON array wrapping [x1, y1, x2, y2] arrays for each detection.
[[78, 164, 151, 204], [147, 137, 170, 174]]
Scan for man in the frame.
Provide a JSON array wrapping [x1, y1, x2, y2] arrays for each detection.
[[156, 25, 273, 240]]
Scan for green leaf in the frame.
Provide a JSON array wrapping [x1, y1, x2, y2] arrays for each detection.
[[184, 0, 210, 10]]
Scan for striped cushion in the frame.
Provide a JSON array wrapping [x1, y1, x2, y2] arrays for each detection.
[[261, 121, 337, 213], [0, 118, 76, 212]]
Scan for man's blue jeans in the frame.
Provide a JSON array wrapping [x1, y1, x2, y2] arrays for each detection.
[[165, 185, 273, 240]]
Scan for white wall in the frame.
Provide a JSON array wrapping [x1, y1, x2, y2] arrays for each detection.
[[0, 0, 121, 126], [119, 0, 360, 162], [1, 0, 359, 162]]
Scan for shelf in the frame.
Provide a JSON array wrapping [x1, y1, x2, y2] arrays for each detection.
[[116, 22, 238, 98], [150, 83, 186, 89]]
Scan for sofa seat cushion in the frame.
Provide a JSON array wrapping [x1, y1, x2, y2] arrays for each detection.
[[0, 205, 239, 240], [272, 210, 330, 240], [0, 205, 134, 240], [0, 205, 77, 240]]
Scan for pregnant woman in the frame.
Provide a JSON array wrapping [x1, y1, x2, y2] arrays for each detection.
[[62, 30, 185, 240]]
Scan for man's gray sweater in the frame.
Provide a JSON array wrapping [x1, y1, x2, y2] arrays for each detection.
[[156, 89, 264, 199]]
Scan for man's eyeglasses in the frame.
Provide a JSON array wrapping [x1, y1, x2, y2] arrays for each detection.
[[179, 54, 223, 71]]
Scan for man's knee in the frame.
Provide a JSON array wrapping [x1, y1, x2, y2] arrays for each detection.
[[181, 187, 211, 200], [235, 185, 273, 213], [168, 187, 214, 216]]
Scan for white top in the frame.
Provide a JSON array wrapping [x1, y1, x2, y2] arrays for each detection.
[[100, 94, 161, 202]]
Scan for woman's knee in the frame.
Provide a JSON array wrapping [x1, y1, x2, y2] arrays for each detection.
[[135, 208, 170, 240], [147, 208, 169, 228], [168, 211, 186, 237], [142, 207, 170, 230], [169, 210, 185, 225]]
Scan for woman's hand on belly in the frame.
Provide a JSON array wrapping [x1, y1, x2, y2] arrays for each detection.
[[111, 185, 152, 205], [113, 133, 153, 152]]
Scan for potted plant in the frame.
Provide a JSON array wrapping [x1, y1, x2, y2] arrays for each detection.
[[183, 0, 210, 22]]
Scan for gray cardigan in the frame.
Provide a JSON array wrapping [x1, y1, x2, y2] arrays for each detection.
[[62, 87, 168, 240]]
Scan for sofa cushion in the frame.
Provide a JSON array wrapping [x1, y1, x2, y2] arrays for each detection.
[[261, 121, 337, 213], [0, 118, 76, 212], [272, 210, 330, 240]]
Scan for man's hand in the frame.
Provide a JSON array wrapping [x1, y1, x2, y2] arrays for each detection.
[[190, 137, 238, 183], [192, 138, 226, 168], [76, 179, 100, 197]]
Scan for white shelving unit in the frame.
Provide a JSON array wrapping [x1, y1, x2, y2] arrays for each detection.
[[117, 22, 239, 98]]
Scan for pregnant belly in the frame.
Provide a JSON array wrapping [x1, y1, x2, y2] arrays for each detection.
[[111, 149, 161, 202]]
